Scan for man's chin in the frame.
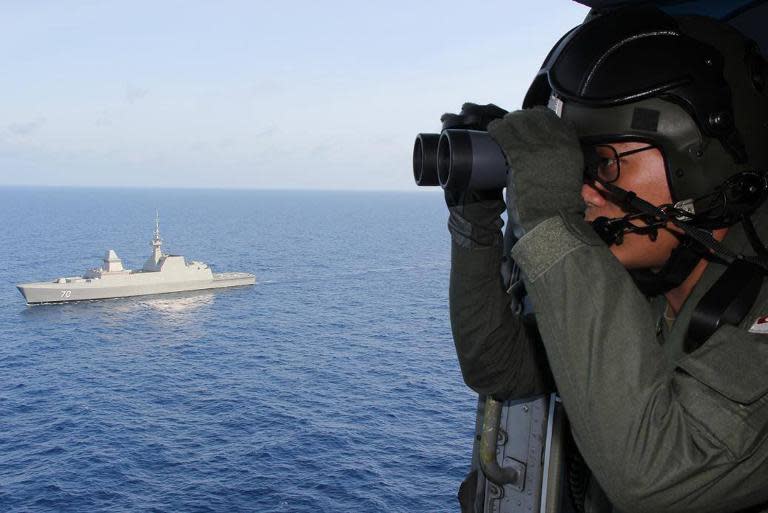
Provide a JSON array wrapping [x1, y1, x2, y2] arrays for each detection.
[[608, 235, 676, 271]]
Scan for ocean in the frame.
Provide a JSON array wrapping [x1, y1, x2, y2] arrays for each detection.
[[0, 187, 477, 513]]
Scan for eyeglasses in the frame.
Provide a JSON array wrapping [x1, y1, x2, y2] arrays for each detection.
[[591, 144, 657, 184]]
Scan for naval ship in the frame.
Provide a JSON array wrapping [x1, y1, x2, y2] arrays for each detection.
[[17, 215, 255, 305]]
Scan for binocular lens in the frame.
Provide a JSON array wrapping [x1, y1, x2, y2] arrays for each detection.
[[438, 130, 470, 190], [438, 130, 509, 191], [413, 133, 440, 186]]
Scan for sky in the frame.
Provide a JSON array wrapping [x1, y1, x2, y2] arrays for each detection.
[[0, 1, 589, 190]]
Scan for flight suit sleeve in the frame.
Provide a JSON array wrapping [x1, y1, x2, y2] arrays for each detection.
[[511, 213, 768, 513], [449, 222, 553, 401]]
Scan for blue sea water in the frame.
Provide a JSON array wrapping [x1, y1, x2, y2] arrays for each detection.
[[0, 188, 477, 513]]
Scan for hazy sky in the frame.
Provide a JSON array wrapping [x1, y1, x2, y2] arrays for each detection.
[[0, 1, 588, 190]]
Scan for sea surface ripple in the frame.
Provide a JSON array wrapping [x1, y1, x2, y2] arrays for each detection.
[[0, 188, 476, 513]]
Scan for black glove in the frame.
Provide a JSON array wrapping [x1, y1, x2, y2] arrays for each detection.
[[441, 102, 508, 131], [445, 187, 505, 249]]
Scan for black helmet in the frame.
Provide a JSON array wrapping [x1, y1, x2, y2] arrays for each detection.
[[524, 6, 768, 227]]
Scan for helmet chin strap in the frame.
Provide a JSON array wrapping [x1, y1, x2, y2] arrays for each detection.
[[589, 180, 744, 265], [590, 213, 664, 246]]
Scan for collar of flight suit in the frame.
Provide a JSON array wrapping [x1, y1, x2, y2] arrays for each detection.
[[660, 202, 768, 363]]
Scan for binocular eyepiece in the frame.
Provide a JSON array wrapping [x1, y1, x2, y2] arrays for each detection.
[[413, 130, 509, 191]]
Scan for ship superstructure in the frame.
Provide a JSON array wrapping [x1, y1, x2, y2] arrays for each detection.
[[17, 214, 255, 304]]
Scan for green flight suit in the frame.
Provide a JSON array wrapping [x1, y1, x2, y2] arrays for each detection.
[[450, 203, 768, 513]]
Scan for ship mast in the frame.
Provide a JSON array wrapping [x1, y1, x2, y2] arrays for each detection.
[[150, 210, 163, 264]]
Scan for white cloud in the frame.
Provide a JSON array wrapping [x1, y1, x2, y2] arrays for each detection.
[[7, 117, 46, 136], [125, 84, 149, 104]]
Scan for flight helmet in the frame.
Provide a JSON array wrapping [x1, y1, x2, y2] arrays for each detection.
[[524, 6, 768, 229]]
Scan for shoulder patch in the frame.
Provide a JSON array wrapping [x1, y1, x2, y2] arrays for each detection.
[[748, 315, 768, 334]]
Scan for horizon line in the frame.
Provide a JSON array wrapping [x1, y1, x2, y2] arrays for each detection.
[[0, 184, 442, 194]]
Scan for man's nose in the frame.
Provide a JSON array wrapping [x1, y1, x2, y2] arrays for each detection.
[[581, 183, 607, 207]]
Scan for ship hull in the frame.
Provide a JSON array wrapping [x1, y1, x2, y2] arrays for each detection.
[[17, 272, 255, 305]]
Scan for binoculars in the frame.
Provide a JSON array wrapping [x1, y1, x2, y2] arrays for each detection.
[[413, 130, 509, 191]]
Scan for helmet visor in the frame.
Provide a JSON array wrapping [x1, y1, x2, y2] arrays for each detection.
[[524, 6, 719, 108]]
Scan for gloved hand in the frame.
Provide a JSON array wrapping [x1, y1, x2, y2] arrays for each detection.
[[445, 188, 505, 249], [441, 102, 509, 131], [442, 102, 509, 248], [487, 107, 585, 235]]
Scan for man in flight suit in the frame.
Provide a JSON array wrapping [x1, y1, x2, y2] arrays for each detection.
[[447, 7, 768, 513]]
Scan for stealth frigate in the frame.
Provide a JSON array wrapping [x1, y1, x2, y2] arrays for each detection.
[[17, 215, 255, 305]]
